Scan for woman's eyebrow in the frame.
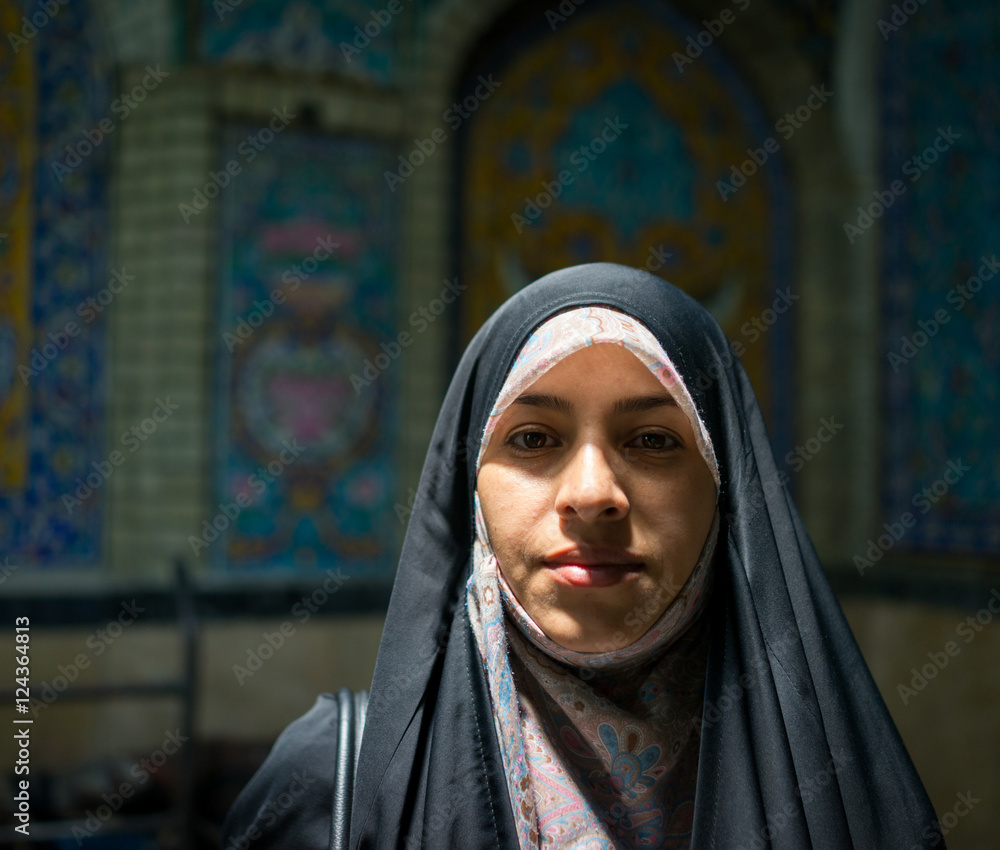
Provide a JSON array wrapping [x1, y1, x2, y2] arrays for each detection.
[[512, 393, 678, 415], [613, 393, 678, 415], [513, 393, 573, 413]]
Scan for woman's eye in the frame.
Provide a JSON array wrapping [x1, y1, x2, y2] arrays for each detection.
[[510, 431, 553, 450], [628, 432, 677, 451]]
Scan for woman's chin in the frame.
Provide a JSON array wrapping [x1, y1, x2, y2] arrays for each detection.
[[537, 605, 660, 654], [549, 629, 638, 654]]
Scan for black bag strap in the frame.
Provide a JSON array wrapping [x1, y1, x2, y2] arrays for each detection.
[[331, 687, 368, 849]]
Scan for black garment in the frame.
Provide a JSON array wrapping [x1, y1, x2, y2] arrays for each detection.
[[222, 263, 942, 849]]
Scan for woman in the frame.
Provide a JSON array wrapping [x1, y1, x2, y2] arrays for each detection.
[[223, 263, 941, 848]]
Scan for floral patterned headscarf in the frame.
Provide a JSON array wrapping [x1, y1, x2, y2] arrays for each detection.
[[467, 305, 720, 848]]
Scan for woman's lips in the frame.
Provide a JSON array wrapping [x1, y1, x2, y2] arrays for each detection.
[[544, 560, 644, 588], [542, 547, 644, 588]]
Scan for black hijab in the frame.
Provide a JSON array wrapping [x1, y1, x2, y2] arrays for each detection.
[[224, 263, 941, 849]]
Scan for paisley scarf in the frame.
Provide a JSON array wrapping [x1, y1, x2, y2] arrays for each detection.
[[467, 306, 720, 849]]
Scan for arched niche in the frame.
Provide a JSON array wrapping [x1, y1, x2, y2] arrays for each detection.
[[453, 0, 795, 460], [400, 0, 858, 557]]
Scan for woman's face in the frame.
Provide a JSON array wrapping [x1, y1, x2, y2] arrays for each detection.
[[477, 343, 717, 653]]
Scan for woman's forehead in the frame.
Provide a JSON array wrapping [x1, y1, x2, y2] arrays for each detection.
[[506, 343, 679, 406]]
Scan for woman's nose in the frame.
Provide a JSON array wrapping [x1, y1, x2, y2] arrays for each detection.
[[554, 443, 629, 522]]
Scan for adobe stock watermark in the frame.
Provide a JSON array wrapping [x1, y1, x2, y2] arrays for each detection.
[[843, 126, 960, 243], [351, 277, 468, 394], [0, 557, 19, 586], [7, 0, 69, 53], [729, 287, 799, 356], [581, 576, 687, 663], [878, 0, 927, 42], [28, 601, 146, 718], [642, 244, 673, 273], [910, 790, 980, 848], [384, 74, 501, 191], [52, 66, 169, 182], [784, 417, 844, 470], [222, 234, 339, 352], [17, 268, 136, 385], [897, 589, 1000, 706], [223, 772, 317, 849], [71, 728, 189, 844], [887, 253, 998, 372], [400, 750, 504, 850], [737, 752, 851, 850], [179, 107, 296, 223], [339, 0, 409, 63], [854, 458, 970, 575], [545, 0, 586, 31], [232, 569, 350, 685], [511, 116, 629, 233], [717, 84, 832, 200], [62, 397, 180, 514], [691, 628, 808, 735], [213, 0, 245, 19], [675, 286, 800, 396], [672, 0, 751, 73], [761, 415, 845, 499], [188, 440, 305, 555], [393, 437, 478, 524]]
